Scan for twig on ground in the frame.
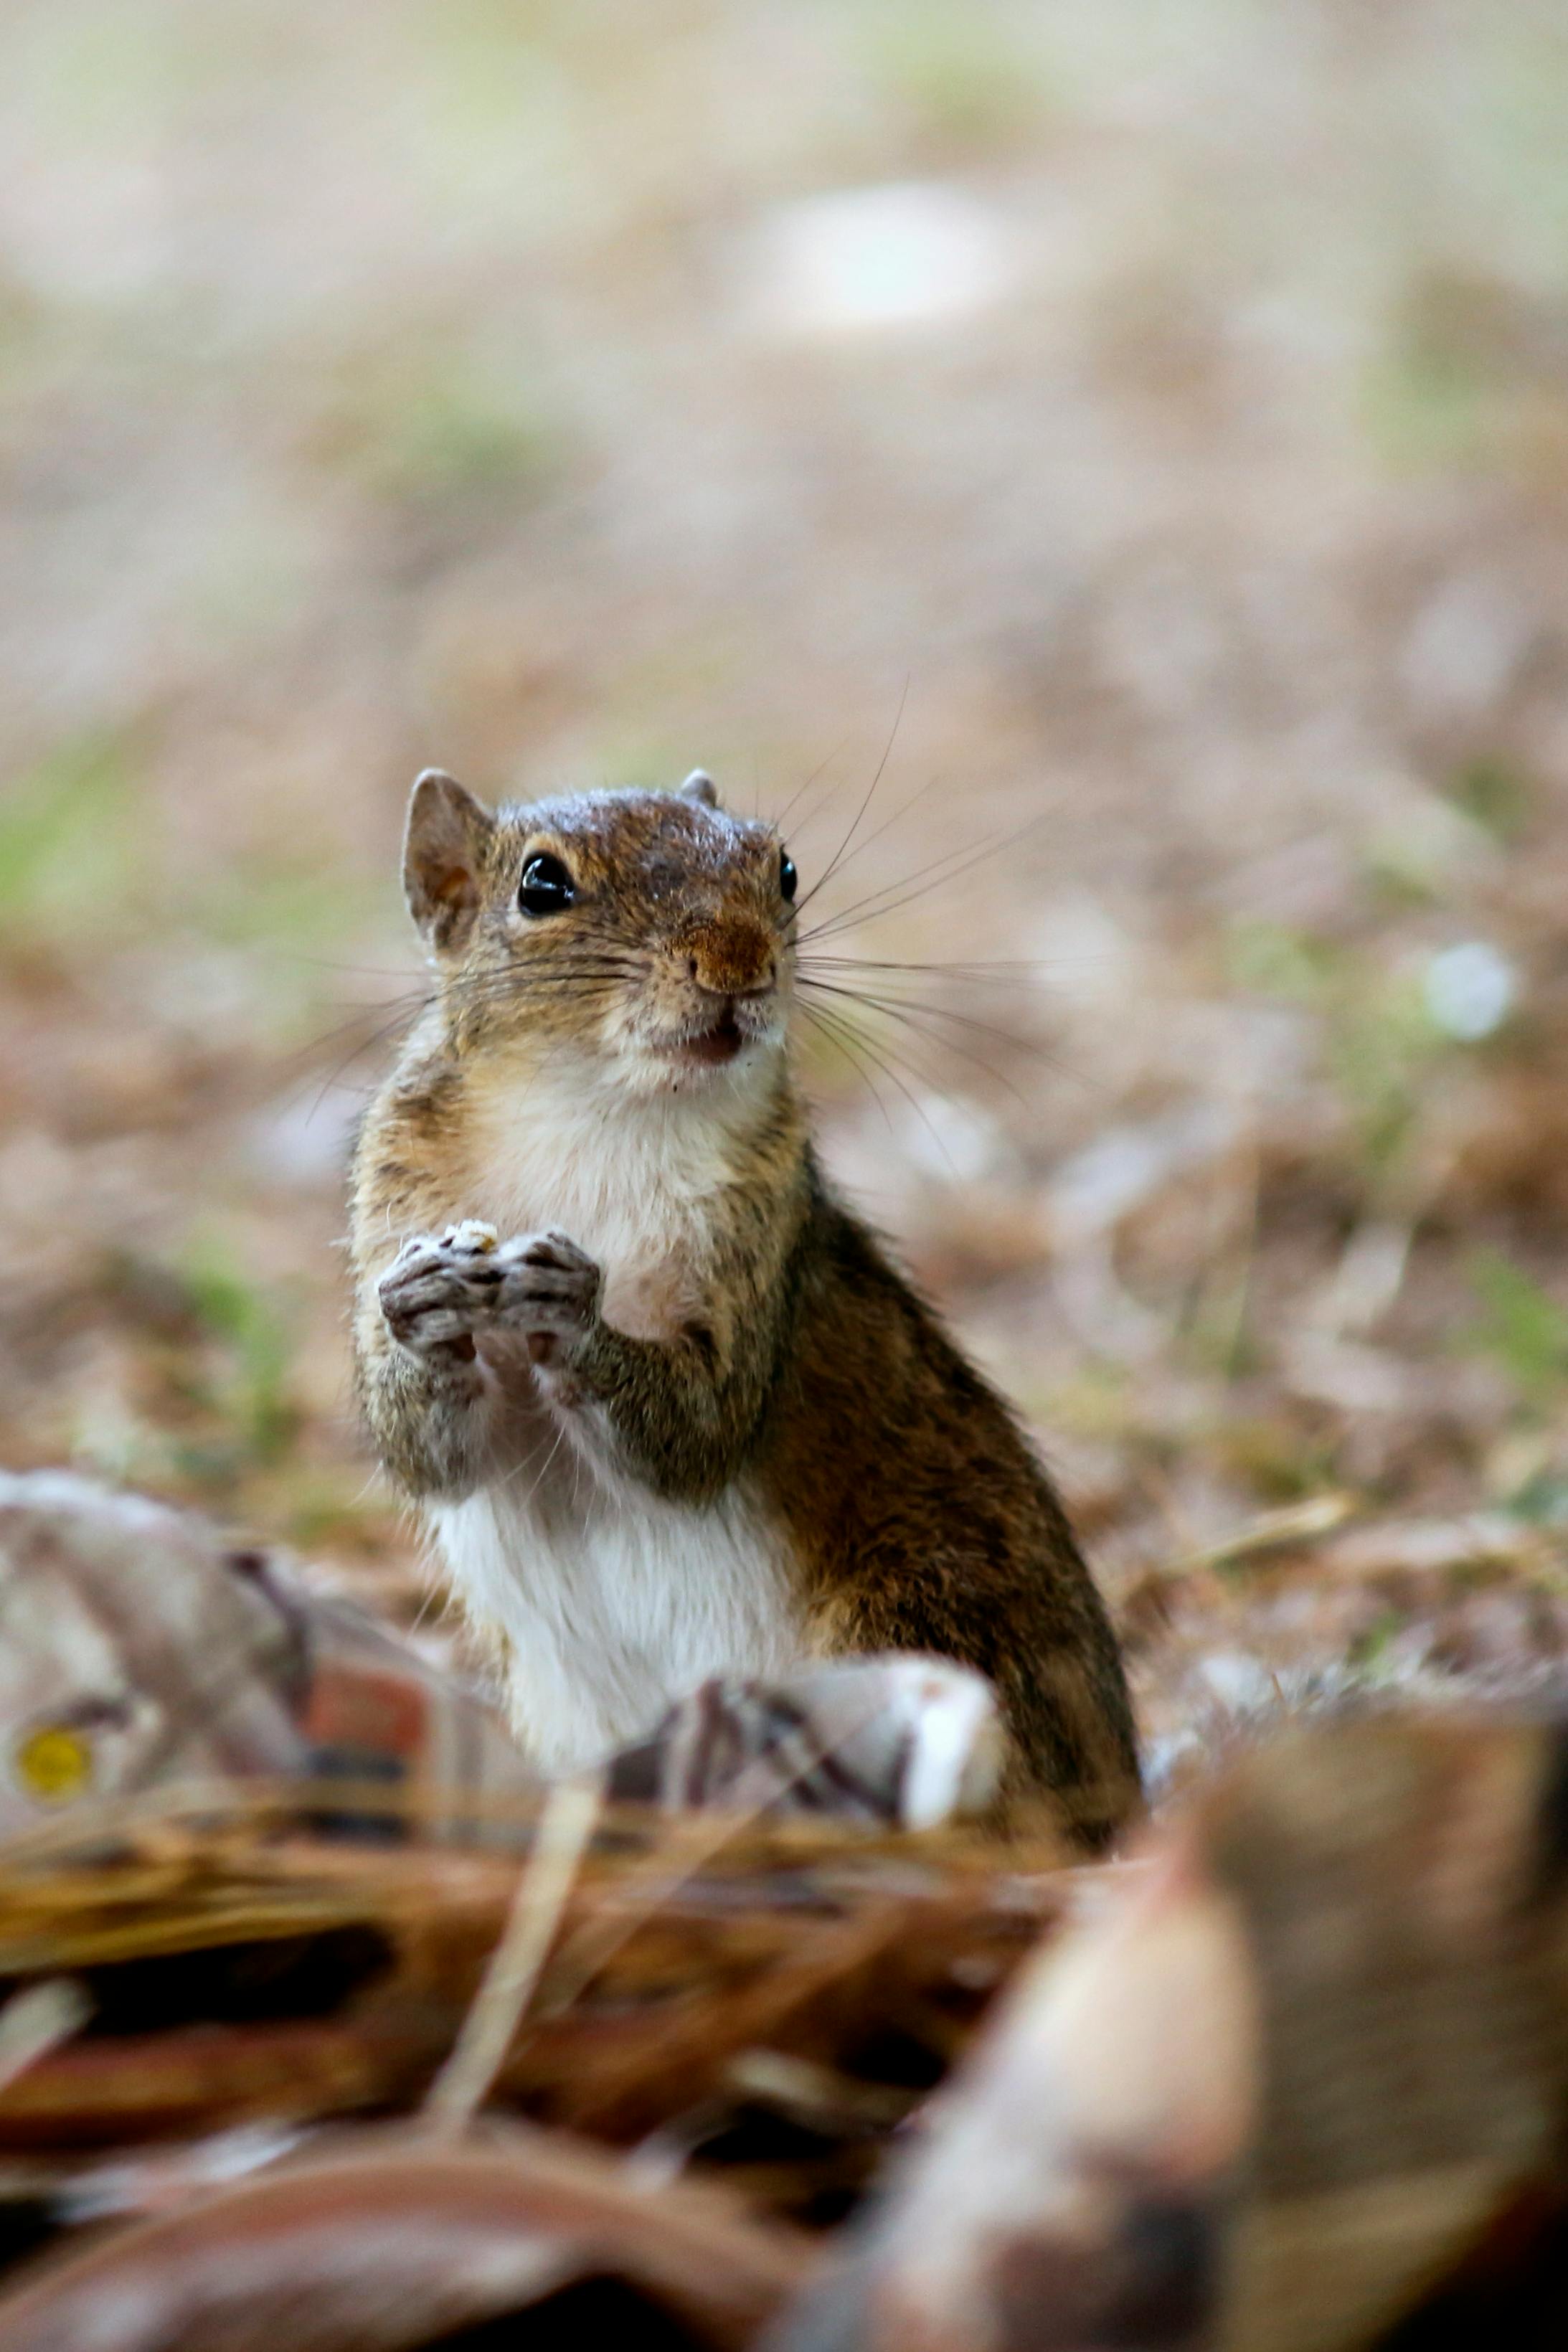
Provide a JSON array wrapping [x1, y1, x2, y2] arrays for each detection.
[[422, 1772, 603, 2133]]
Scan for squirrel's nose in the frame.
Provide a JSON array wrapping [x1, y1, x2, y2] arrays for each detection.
[[687, 954, 775, 998], [684, 924, 776, 997]]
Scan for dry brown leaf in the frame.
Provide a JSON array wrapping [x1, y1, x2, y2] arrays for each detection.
[[0, 2120, 808, 2352]]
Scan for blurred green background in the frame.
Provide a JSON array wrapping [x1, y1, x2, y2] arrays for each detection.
[[5, 1, 1568, 1744]]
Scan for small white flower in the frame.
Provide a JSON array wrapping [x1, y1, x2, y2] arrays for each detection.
[[1424, 940, 1516, 1040]]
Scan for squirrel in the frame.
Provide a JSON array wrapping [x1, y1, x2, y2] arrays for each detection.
[[349, 768, 1140, 1845]]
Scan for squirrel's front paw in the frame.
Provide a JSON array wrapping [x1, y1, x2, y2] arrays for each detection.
[[378, 1221, 506, 1354], [489, 1229, 602, 1359], [379, 1224, 600, 1364]]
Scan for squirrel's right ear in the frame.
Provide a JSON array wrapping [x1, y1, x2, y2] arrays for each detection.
[[402, 770, 495, 951]]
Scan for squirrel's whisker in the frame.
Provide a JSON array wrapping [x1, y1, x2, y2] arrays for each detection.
[[796, 973, 1052, 1082], [796, 998, 966, 1173], [803, 987, 1036, 1114], [790, 678, 910, 921], [798, 953, 1051, 986], [766, 735, 851, 833], [798, 808, 1050, 948], [790, 762, 948, 922], [795, 1003, 902, 1142]]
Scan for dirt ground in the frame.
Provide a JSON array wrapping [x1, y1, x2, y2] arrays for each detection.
[[5, 0, 1568, 1781]]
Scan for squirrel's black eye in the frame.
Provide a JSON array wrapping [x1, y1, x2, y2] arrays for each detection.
[[518, 853, 575, 916], [779, 851, 798, 904]]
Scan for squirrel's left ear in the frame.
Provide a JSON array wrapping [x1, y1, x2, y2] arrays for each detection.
[[679, 770, 719, 808], [403, 769, 495, 951]]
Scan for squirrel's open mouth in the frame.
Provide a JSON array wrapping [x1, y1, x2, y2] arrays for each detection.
[[673, 1005, 746, 1064], [658, 1001, 757, 1067]]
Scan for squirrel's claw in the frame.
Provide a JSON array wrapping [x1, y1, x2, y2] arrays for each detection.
[[378, 1227, 600, 1358], [491, 1229, 602, 1336]]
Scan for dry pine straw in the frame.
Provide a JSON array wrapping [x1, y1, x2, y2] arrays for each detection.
[[0, 1785, 1083, 2227]]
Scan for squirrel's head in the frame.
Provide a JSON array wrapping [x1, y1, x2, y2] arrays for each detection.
[[402, 768, 798, 1095]]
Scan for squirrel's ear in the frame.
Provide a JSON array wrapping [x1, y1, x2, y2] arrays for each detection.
[[679, 770, 719, 808], [402, 770, 494, 950]]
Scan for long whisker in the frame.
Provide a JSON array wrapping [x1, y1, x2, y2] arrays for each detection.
[[795, 1003, 899, 1140], [441, 962, 647, 1005], [792, 761, 948, 914], [445, 968, 642, 996], [800, 954, 1053, 986], [297, 960, 647, 1090], [432, 951, 643, 975], [290, 991, 430, 1058], [768, 737, 851, 834], [438, 986, 636, 1021], [803, 997, 938, 1110], [790, 678, 910, 920], [290, 987, 436, 1074], [273, 955, 433, 980], [797, 998, 963, 1176], [797, 807, 1049, 948], [797, 974, 1052, 1064], [795, 831, 1028, 946], [797, 979, 1034, 1111], [798, 998, 960, 1161], [303, 1003, 433, 1114]]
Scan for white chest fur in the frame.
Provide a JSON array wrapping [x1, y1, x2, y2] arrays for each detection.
[[461, 1060, 745, 1330], [430, 1055, 803, 1769], [430, 1480, 800, 1769]]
